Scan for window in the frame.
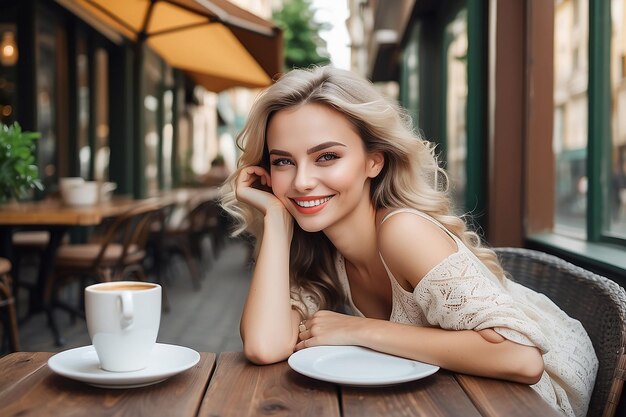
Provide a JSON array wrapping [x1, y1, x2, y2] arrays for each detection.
[[400, 23, 420, 128], [76, 34, 90, 179], [93, 47, 109, 182], [144, 49, 161, 196], [35, 13, 58, 191], [541, 0, 626, 256], [161, 67, 174, 190], [445, 8, 468, 214], [608, 0, 626, 238], [0, 24, 18, 125], [553, 0, 589, 238]]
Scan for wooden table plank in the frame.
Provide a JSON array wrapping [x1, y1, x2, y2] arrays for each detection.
[[198, 352, 340, 417], [342, 371, 483, 417], [0, 352, 53, 393], [455, 374, 563, 417], [0, 197, 150, 226], [0, 352, 216, 417]]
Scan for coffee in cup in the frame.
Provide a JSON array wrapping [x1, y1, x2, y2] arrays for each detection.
[[85, 281, 161, 372]]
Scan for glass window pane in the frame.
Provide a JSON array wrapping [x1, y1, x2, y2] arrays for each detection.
[[162, 88, 173, 190], [0, 24, 18, 125], [553, 0, 589, 237], [160, 66, 174, 190], [401, 23, 419, 128], [144, 49, 160, 196], [77, 35, 90, 179], [445, 9, 468, 214], [36, 15, 58, 193], [94, 48, 109, 182], [608, 0, 626, 237]]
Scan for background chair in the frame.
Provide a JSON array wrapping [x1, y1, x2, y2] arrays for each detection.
[[495, 247, 626, 417], [186, 196, 227, 263], [0, 257, 20, 353], [157, 195, 225, 290], [44, 201, 163, 345], [8, 230, 50, 316]]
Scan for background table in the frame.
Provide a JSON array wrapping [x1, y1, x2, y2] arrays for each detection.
[[0, 351, 563, 417], [0, 197, 155, 309]]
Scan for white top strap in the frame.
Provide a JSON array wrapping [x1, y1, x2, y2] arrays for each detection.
[[380, 208, 458, 242]]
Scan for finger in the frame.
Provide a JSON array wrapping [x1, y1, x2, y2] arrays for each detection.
[[237, 167, 267, 189], [258, 170, 272, 189], [298, 329, 311, 340], [236, 169, 255, 187], [295, 337, 314, 350], [249, 166, 269, 177], [238, 166, 262, 179]]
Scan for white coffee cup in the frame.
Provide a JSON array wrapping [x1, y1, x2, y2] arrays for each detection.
[[62, 181, 99, 206], [85, 281, 161, 372], [59, 177, 84, 201]]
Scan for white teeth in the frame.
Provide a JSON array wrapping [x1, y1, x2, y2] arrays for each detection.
[[295, 196, 332, 208]]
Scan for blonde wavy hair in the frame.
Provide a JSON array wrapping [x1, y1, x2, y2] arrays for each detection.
[[221, 66, 504, 316]]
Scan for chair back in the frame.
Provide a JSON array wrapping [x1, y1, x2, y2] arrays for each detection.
[[494, 247, 626, 417], [90, 200, 163, 275], [0, 257, 20, 352], [184, 197, 219, 235]]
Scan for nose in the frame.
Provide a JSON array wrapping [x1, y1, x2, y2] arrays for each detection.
[[293, 164, 317, 192]]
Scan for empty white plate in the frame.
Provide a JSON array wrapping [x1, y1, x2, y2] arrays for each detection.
[[48, 343, 200, 388], [288, 346, 439, 386]]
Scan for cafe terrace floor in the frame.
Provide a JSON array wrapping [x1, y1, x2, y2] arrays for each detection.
[[15, 239, 251, 353]]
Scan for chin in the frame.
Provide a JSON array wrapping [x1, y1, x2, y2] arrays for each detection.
[[290, 213, 330, 232], [294, 220, 326, 233]]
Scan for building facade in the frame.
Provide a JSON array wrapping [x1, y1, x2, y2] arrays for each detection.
[[348, 0, 626, 292], [0, 0, 281, 198]]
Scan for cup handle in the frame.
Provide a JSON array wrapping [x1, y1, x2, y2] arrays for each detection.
[[119, 291, 134, 330]]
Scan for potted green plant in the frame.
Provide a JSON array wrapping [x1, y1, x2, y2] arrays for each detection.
[[0, 122, 43, 204]]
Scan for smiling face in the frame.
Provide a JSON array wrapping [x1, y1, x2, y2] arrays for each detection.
[[266, 103, 383, 233]]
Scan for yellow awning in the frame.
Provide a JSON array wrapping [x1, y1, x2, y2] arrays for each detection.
[[57, 0, 283, 92]]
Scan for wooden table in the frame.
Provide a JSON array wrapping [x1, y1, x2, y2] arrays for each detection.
[[0, 196, 147, 288], [0, 197, 147, 226], [0, 351, 563, 417]]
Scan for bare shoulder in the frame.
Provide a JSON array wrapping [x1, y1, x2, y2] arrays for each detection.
[[376, 209, 458, 287]]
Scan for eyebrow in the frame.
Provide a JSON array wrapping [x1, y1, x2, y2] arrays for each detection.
[[268, 141, 347, 157]]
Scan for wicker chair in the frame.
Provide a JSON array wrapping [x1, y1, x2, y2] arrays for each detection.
[[494, 247, 626, 417], [0, 257, 20, 352]]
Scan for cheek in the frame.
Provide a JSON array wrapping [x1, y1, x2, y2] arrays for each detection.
[[269, 169, 292, 196], [325, 161, 368, 188]]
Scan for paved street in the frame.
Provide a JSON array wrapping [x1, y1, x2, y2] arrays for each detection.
[[14, 240, 252, 354]]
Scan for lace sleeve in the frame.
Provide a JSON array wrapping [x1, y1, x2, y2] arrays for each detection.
[[290, 286, 320, 318], [414, 252, 550, 352]]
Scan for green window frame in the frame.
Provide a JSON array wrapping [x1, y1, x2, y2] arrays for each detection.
[[398, 0, 487, 233], [588, 0, 618, 245], [528, 0, 626, 285], [441, 1, 487, 227]]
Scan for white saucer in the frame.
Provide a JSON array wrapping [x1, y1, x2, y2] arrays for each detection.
[[288, 346, 439, 386], [48, 343, 200, 389]]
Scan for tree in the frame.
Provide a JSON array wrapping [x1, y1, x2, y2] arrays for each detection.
[[273, 0, 331, 71]]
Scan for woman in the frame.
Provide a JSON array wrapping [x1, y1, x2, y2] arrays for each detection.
[[221, 66, 597, 417]]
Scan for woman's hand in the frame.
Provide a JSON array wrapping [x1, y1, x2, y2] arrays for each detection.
[[295, 310, 370, 351], [235, 166, 287, 216]]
